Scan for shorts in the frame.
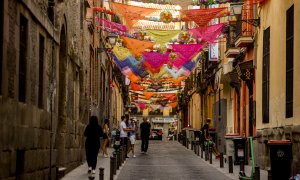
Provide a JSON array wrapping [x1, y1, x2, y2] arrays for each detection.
[[129, 135, 136, 145]]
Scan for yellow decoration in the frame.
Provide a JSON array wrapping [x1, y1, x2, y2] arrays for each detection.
[[112, 46, 132, 61], [160, 11, 173, 24], [178, 31, 190, 43], [146, 30, 181, 45]]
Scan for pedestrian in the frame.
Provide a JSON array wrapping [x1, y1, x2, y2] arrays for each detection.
[[84, 116, 103, 176], [127, 118, 136, 158], [119, 115, 131, 158], [101, 118, 110, 158], [111, 126, 117, 148], [140, 117, 151, 154]]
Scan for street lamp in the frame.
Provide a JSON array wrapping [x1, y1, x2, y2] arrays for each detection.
[[97, 33, 118, 53], [230, 3, 260, 27]]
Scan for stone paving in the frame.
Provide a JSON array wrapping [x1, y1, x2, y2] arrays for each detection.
[[116, 141, 233, 180], [63, 140, 268, 180]]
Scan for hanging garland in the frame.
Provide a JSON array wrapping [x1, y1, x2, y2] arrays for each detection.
[[93, 7, 115, 15]]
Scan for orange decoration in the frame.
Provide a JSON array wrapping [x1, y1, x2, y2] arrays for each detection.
[[109, 2, 156, 28], [168, 102, 178, 108], [128, 73, 141, 83], [122, 37, 154, 59], [130, 82, 146, 91], [142, 92, 157, 100], [182, 7, 226, 27]]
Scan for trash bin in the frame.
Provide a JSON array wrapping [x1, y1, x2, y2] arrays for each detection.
[[232, 137, 247, 165], [225, 134, 240, 162], [268, 140, 292, 180]]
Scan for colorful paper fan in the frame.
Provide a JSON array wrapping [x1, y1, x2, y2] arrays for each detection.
[[160, 11, 173, 24], [178, 31, 190, 43]]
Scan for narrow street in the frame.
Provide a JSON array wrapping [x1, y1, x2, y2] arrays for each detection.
[[117, 141, 232, 180]]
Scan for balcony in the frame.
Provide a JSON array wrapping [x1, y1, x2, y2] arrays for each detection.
[[234, 18, 255, 47], [225, 25, 240, 58]]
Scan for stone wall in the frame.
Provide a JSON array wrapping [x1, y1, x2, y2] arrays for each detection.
[[255, 125, 300, 175], [0, 0, 90, 179]]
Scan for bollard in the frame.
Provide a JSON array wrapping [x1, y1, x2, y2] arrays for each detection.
[[228, 156, 233, 173], [205, 143, 208, 161], [99, 167, 104, 180], [267, 169, 272, 180], [116, 149, 120, 170], [240, 160, 245, 172], [197, 143, 200, 156], [254, 166, 260, 180], [209, 146, 212, 164], [113, 152, 117, 175], [191, 141, 194, 150], [200, 144, 203, 158], [220, 153, 224, 168], [110, 156, 115, 180]]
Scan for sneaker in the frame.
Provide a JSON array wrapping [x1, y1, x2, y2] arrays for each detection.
[[133, 155, 136, 158], [104, 154, 108, 158], [141, 151, 145, 154], [88, 167, 92, 174], [92, 170, 96, 174]]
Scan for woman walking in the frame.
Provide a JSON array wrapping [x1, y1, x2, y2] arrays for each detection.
[[84, 116, 103, 176], [127, 118, 136, 158], [102, 118, 110, 158]]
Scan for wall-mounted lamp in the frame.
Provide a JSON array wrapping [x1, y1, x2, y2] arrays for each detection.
[[230, 3, 260, 27], [97, 33, 118, 53]]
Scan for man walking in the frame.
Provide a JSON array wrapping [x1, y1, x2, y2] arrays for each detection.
[[119, 115, 131, 158], [140, 117, 151, 154]]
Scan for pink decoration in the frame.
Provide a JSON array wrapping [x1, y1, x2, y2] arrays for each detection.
[[143, 52, 170, 69], [136, 102, 147, 110], [189, 23, 225, 44], [170, 44, 203, 68], [96, 17, 128, 32]]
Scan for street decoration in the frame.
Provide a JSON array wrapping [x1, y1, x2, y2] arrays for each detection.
[[93, 7, 115, 15], [143, 52, 170, 69], [122, 36, 155, 59], [182, 7, 226, 27], [95, 18, 128, 32], [160, 11, 173, 24], [145, 30, 181, 45], [109, 2, 157, 28], [188, 23, 225, 44], [178, 31, 191, 43]]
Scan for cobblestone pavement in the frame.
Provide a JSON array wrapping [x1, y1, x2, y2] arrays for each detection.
[[116, 141, 233, 180]]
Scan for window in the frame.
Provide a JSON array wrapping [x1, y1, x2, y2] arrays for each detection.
[[38, 34, 45, 108], [286, 5, 294, 118], [48, 0, 54, 23], [0, 0, 3, 95], [19, 15, 28, 103], [262, 27, 270, 123]]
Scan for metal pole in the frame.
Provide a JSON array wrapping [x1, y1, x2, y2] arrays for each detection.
[[240, 160, 245, 172], [110, 156, 115, 180], [99, 167, 104, 180], [113, 152, 117, 175], [254, 166, 260, 180], [220, 152, 224, 168], [228, 156, 233, 173], [116, 149, 120, 170], [209, 146, 212, 164]]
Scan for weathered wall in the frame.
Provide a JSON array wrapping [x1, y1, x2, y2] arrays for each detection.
[[0, 0, 90, 179]]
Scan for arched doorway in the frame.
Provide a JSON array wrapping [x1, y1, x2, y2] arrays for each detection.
[[55, 24, 67, 166]]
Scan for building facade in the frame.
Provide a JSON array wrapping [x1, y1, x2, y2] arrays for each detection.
[[255, 0, 300, 173], [0, 0, 128, 179]]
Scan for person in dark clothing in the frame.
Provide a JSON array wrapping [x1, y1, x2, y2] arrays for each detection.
[[84, 116, 103, 176], [140, 117, 151, 154]]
